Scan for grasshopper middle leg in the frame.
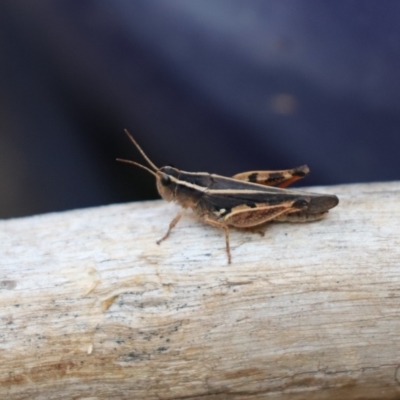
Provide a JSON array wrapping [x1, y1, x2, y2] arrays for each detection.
[[203, 217, 232, 264]]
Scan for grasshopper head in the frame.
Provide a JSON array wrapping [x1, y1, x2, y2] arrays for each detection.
[[117, 130, 182, 203], [117, 130, 185, 204], [156, 166, 180, 202]]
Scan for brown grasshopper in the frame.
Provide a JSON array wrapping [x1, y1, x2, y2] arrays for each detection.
[[117, 130, 339, 264]]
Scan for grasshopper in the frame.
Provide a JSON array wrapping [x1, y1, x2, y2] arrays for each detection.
[[117, 130, 339, 264]]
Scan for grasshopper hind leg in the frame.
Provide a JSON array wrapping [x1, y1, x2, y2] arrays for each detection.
[[244, 226, 266, 237], [232, 165, 309, 188]]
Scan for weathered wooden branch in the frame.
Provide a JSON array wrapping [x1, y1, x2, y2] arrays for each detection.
[[1, 181, 400, 399]]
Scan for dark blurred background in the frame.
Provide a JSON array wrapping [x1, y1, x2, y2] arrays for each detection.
[[1, 0, 400, 219]]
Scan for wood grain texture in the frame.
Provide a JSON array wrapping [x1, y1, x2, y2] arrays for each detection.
[[1, 181, 400, 399]]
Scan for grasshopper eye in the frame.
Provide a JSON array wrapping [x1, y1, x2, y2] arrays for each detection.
[[160, 174, 171, 186]]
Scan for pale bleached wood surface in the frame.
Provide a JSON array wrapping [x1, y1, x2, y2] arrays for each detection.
[[1, 181, 400, 399]]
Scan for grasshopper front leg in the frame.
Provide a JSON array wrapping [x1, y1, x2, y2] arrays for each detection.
[[157, 209, 185, 245]]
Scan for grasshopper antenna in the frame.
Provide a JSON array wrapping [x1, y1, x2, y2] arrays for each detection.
[[122, 129, 159, 171], [116, 158, 157, 178]]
